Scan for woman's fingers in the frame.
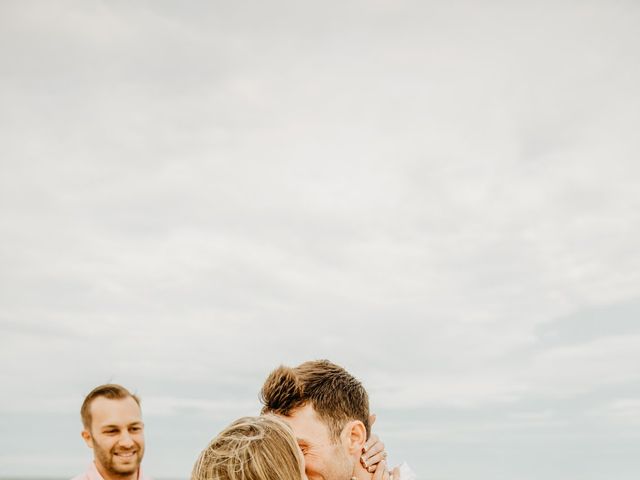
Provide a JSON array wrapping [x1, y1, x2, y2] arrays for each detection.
[[364, 451, 388, 472], [361, 433, 386, 471], [371, 461, 388, 480]]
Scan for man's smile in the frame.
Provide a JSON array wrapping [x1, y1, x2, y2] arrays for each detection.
[[114, 450, 137, 458]]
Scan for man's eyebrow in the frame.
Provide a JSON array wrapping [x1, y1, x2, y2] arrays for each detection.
[[101, 424, 121, 430], [100, 421, 142, 430]]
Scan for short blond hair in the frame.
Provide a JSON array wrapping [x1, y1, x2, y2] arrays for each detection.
[[192, 416, 302, 480]]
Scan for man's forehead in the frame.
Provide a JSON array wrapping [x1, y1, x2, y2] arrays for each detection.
[[278, 404, 331, 442], [90, 396, 142, 427]]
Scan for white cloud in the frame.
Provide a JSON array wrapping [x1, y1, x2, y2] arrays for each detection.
[[605, 398, 640, 425], [142, 396, 259, 418], [526, 334, 640, 397]]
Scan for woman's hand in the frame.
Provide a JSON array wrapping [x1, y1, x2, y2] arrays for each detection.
[[360, 414, 388, 473]]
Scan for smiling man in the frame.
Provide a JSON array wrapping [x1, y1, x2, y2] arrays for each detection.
[[260, 360, 401, 480], [73, 384, 151, 480]]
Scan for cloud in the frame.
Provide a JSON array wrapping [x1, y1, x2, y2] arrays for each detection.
[[526, 334, 640, 397], [2, 1, 640, 478], [602, 398, 640, 427], [142, 396, 259, 418]]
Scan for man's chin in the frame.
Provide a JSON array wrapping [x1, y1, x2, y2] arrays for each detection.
[[109, 466, 139, 477], [109, 457, 141, 476]]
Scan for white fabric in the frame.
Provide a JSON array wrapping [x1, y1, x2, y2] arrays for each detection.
[[396, 462, 417, 480]]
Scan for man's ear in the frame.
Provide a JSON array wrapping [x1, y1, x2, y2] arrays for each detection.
[[342, 420, 367, 456], [81, 429, 93, 449]]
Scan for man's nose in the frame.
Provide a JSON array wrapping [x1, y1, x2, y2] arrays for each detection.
[[118, 431, 135, 448]]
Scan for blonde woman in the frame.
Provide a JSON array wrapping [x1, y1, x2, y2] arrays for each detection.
[[192, 415, 307, 480]]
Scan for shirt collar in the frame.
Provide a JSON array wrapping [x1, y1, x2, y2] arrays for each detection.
[[89, 461, 147, 480]]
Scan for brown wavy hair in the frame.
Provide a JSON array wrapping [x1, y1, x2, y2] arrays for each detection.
[[260, 359, 370, 441], [80, 384, 140, 430]]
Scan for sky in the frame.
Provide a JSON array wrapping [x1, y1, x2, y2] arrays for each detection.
[[1, 1, 639, 479]]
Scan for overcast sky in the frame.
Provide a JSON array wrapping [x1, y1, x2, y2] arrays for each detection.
[[1, 1, 640, 479]]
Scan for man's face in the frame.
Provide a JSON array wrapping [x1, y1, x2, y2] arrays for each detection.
[[82, 396, 145, 478], [278, 404, 353, 480]]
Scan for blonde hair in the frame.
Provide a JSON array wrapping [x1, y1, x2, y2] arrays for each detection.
[[192, 416, 302, 480]]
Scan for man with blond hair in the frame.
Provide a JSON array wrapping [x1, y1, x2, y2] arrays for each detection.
[[72, 384, 151, 480]]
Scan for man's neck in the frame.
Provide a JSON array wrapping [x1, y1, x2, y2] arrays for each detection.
[[94, 461, 138, 480]]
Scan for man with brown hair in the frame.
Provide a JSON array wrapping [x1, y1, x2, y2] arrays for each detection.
[[72, 384, 151, 480], [260, 360, 400, 480]]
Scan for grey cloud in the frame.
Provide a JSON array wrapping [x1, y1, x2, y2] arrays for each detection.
[[535, 297, 640, 348]]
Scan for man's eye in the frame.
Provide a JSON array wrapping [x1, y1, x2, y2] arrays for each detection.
[[130, 427, 141, 432]]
